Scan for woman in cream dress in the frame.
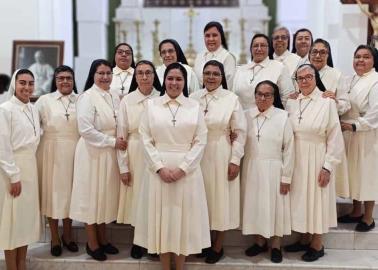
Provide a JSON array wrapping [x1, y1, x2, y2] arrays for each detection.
[[284, 64, 344, 262], [292, 28, 313, 66], [134, 63, 210, 270], [233, 34, 294, 110], [338, 45, 378, 232], [117, 60, 161, 258], [35, 65, 79, 257], [69, 59, 127, 261], [156, 39, 199, 94], [110, 43, 135, 99], [308, 39, 351, 198], [190, 60, 246, 264], [242, 80, 294, 264], [0, 69, 41, 270], [194, 21, 236, 88]]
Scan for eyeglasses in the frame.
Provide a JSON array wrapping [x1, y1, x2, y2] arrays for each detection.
[[354, 55, 372, 61], [136, 70, 154, 78], [310, 49, 328, 57], [56, 76, 73, 82], [203, 71, 222, 78], [296, 74, 314, 82], [95, 72, 113, 77], [273, 35, 288, 41], [255, 92, 273, 99], [116, 49, 132, 56], [160, 48, 176, 55], [252, 44, 269, 49]]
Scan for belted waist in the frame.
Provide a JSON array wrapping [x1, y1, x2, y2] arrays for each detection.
[[102, 129, 116, 136], [155, 143, 191, 152], [128, 132, 140, 140], [14, 147, 35, 156], [43, 131, 79, 140], [207, 129, 230, 140], [245, 152, 282, 161], [295, 133, 326, 143]]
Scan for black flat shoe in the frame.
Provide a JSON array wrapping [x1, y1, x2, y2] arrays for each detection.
[[302, 246, 324, 262], [196, 247, 211, 258], [130, 244, 144, 259], [355, 220, 375, 232], [245, 243, 268, 257], [61, 236, 79, 252], [100, 243, 119, 254], [270, 248, 282, 263], [337, 214, 363, 223], [205, 248, 224, 264], [86, 243, 107, 261], [50, 241, 62, 257], [284, 241, 309, 252]]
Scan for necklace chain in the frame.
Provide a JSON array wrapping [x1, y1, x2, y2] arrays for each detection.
[[23, 106, 36, 136], [167, 102, 180, 127], [256, 115, 267, 142], [298, 99, 312, 124]]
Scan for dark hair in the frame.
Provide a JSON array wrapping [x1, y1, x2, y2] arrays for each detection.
[[270, 26, 291, 58], [161, 62, 188, 97], [310, 38, 334, 68], [112, 43, 136, 69], [16, 69, 34, 80], [84, 59, 112, 91], [354, 45, 378, 72], [50, 65, 78, 93], [203, 60, 228, 90], [292, 28, 313, 54], [129, 60, 162, 93], [255, 80, 284, 109], [204, 21, 228, 50], [0, 74, 11, 93], [250, 33, 272, 61], [295, 64, 326, 92], [159, 39, 188, 65]]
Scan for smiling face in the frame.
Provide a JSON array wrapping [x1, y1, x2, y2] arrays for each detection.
[[353, 48, 374, 76], [272, 28, 289, 56], [203, 64, 222, 92], [15, 73, 34, 103], [295, 30, 312, 58], [296, 67, 316, 96], [94, 64, 113, 90], [55, 71, 74, 95], [115, 44, 133, 70], [251, 37, 269, 63], [255, 83, 274, 112], [135, 63, 154, 95], [165, 68, 185, 99], [160, 42, 178, 66], [204, 26, 222, 52], [309, 42, 328, 71]]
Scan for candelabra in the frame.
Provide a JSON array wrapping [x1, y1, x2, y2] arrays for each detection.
[[152, 19, 162, 66], [239, 18, 247, 65], [184, 4, 198, 67], [134, 20, 144, 62]]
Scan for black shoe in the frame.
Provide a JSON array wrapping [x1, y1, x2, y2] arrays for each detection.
[[301, 246, 324, 262], [337, 214, 363, 223], [86, 243, 107, 261], [100, 243, 119, 254], [50, 241, 62, 257], [130, 244, 144, 259], [245, 243, 268, 257], [148, 252, 159, 258], [205, 248, 224, 264], [355, 220, 375, 232], [196, 247, 211, 258], [270, 248, 282, 263], [284, 241, 309, 252], [61, 236, 79, 252]]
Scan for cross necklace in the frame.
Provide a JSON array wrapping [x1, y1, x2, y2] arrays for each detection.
[[298, 99, 312, 124], [348, 74, 361, 94], [256, 115, 267, 142], [23, 106, 36, 136], [102, 93, 117, 128], [119, 72, 129, 94], [167, 102, 180, 127], [204, 94, 215, 115], [59, 98, 72, 121], [249, 65, 264, 84]]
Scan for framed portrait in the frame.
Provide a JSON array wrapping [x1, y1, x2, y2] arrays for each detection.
[[12, 40, 64, 98]]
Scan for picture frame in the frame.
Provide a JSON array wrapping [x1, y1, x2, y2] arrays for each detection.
[[12, 40, 64, 98]]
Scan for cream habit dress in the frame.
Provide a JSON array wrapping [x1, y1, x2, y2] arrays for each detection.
[[35, 91, 79, 219], [117, 88, 160, 225], [157, 64, 199, 94], [233, 57, 295, 110], [242, 106, 294, 238], [69, 85, 120, 224], [273, 50, 301, 79], [0, 96, 41, 250], [110, 66, 134, 99], [341, 69, 378, 201], [287, 88, 344, 234], [190, 87, 246, 231], [133, 94, 210, 256]]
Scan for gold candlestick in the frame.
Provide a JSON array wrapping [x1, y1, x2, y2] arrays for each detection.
[[152, 19, 162, 66], [184, 4, 198, 67], [239, 18, 247, 65], [222, 18, 230, 46], [134, 20, 144, 62]]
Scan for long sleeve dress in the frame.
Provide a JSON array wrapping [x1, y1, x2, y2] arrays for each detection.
[[242, 106, 294, 238], [133, 93, 210, 256], [0, 96, 41, 249], [287, 88, 344, 234], [69, 85, 120, 224], [232, 57, 295, 110], [341, 69, 378, 201], [35, 91, 79, 219], [116, 88, 160, 225], [190, 87, 246, 231]]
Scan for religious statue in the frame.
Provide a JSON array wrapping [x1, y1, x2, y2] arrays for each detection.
[[356, 0, 378, 48]]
